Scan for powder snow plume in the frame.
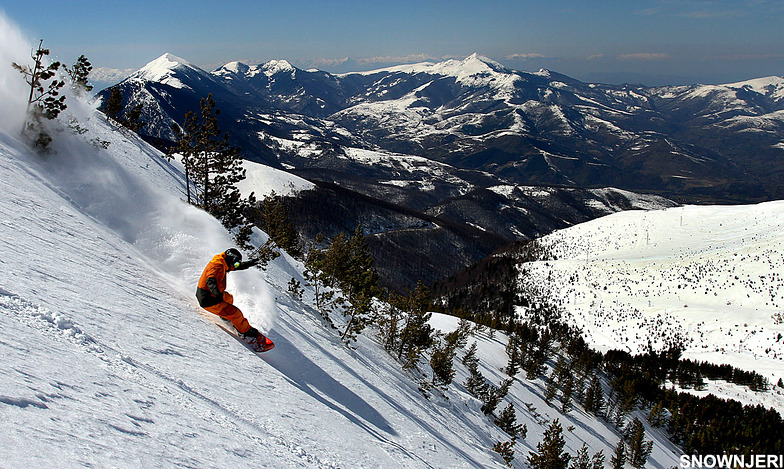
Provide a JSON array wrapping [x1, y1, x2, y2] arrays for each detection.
[[0, 10, 32, 134], [0, 12, 277, 332]]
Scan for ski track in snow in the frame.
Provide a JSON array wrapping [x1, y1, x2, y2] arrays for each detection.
[[0, 289, 342, 468], [0, 129, 338, 468]]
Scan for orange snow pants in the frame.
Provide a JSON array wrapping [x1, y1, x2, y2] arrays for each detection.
[[203, 292, 252, 334]]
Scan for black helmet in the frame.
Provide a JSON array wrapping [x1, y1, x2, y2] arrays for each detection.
[[224, 248, 242, 269]]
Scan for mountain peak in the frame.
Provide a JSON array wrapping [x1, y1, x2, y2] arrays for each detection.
[[141, 53, 191, 73], [133, 53, 200, 88], [463, 52, 507, 71], [214, 60, 250, 77], [262, 59, 296, 77], [352, 54, 509, 78]]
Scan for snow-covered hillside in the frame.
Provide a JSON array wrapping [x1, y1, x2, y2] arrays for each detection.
[[0, 18, 683, 468], [518, 202, 784, 405]]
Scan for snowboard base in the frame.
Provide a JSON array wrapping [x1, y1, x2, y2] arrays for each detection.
[[198, 310, 274, 354]]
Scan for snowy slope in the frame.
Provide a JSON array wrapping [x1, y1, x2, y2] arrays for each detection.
[[0, 98, 688, 469], [1, 101, 500, 468], [237, 157, 316, 198], [517, 203, 784, 404], [0, 22, 684, 468]]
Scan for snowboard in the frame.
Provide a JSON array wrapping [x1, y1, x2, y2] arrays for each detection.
[[198, 310, 275, 354]]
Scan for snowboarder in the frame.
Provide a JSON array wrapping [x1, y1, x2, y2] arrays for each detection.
[[196, 248, 263, 339]]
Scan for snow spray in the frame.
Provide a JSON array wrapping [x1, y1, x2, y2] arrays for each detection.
[[0, 11, 33, 135]]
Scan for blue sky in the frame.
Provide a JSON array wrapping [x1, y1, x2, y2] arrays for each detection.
[[3, 0, 783, 85]]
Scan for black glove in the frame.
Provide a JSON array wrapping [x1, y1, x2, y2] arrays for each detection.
[[236, 258, 260, 270]]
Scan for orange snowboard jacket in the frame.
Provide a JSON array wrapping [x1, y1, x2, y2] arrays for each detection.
[[196, 253, 230, 307], [196, 252, 257, 307]]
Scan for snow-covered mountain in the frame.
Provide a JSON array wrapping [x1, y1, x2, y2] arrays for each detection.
[[102, 52, 784, 203], [0, 37, 690, 468], [100, 53, 686, 291]]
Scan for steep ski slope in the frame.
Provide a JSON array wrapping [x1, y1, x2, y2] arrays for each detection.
[[0, 114, 497, 467], [518, 202, 784, 394], [0, 82, 683, 469]]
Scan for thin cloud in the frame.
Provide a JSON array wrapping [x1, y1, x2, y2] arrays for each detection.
[[636, 1, 754, 18], [716, 52, 784, 61], [309, 57, 351, 68], [619, 52, 670, 61], [357, 53, 441, 65], [505, 53, 548, 60], [636, 6, 663, 16], [677, 8, 742, 18]]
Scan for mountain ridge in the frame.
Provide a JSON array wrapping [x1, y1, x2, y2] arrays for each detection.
[[109, 53, 784, 204], [99, 52, 783, 289]]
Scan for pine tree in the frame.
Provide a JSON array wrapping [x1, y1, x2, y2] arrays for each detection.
[[583, 374, 604, 415], [524, 329, 551, 380], [171, 94, 252, 246], [528, 419, 570, 469], [570, 443, 591, 469], [494, 403, 526, 439], [648, 400, 667, 428], [610, 439, 626, 469], [123, 103, 145, 132], [13, 39, 66, 119], [481, 378, 512, 415], [429, 323, 468, 387], [303, 234, 337, 327], [338, 227, 378, 343], [430, 334, 456, 387], [504, 332, 521, 377], [287, 277, 304, 300], [545, 370, 559, 403], [65, 54, 92, 95], [378, 293, 402, 352], [245, 238, 280, 269], [302, 227, 378, 343], [569, 445, 606, 469], [464, 364, 489, 399], [626, 417, 653, 468], [104, 86, 123, 121], [560, 373, 575, 413], [254, 191, 300, 255], [590, 450, 605, 469], [493, 439, 516, 467], [462, 341, 480, 368], [12, 39, 67, 149], [396, 281, 434, 369]]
